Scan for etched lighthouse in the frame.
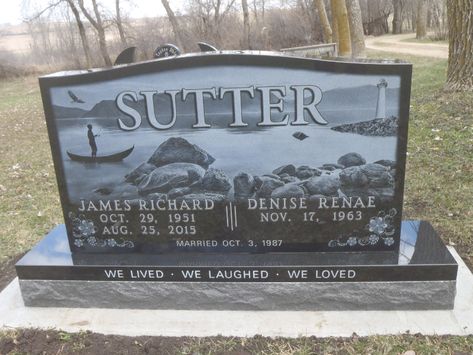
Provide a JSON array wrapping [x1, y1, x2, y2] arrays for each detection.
[[375, 78, 388, 119]]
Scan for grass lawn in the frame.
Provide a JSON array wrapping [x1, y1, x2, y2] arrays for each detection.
[[0, 51, 472, 353]]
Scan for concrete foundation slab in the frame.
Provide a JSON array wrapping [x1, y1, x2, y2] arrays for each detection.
[[1, 247, 472, 337]]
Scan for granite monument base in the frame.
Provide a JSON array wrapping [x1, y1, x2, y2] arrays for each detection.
[[16, 220, 458, 310]]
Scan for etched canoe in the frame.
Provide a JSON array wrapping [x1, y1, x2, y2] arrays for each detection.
[[67, 146, 134, 163]]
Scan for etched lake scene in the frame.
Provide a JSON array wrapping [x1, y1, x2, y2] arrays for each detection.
[[50, 66, 401, 204]]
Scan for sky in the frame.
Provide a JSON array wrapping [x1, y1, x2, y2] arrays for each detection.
[[0, 0, 187, 25]]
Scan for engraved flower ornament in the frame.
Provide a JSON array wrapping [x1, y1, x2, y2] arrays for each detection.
[[368, 216, 388, 235], [76, 219, 97, 237]]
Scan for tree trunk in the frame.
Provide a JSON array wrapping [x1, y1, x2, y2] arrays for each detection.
[[115, 0, 127, 47], [78, 0, 112, 66], [416, 0, 428, 39], [252, 0, 259, 26], [346, 0, 365, 57], [314, 0, 332, 43], [161, 0, 186, 51], [331, 0, 352, 57], [330, 0, 339, 44], [392, 0, 403, 34], [242, 0, 251, 48], [66, 0, 92, 68], [445, 0, 473, 91]]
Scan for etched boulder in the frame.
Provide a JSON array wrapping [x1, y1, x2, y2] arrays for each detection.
[[148, 137, 215, 168], [279, 173, 298, 183], [125, 162, 156, 185], [255, 176, 285, 198], [337, 152, 366, 168], [304, 175, 341, 196], [202, 168, 232, 192], [374, 159, 396, 168], [138, 163, 205, 195], [295, 166, 322, 180], [339, 163, 393, 188], [272, 164, 296, 176], [234, 173, 256, 200]]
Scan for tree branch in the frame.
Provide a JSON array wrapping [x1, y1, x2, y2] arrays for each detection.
[[24, 0, 64, 22]]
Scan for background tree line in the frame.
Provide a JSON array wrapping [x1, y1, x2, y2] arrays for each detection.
[[0, 0, 471, 90], [14, 0, 448, 68]]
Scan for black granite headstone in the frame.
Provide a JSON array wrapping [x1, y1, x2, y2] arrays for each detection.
[[38, 52, 411, 255], [16, 51, 458, 310]]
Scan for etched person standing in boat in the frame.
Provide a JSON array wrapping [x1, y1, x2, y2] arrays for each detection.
[[87, 124, 98, 158]]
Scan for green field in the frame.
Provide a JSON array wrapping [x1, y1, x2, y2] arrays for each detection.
[[0, 52, 472, 353]]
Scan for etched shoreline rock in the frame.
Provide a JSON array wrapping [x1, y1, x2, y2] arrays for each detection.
[[125, 162, 156, 185], [202, 168, 232, 192], [295, 166, 322, 180], [138, 163, 205, 195], [339, 163, 393, 188], [374, 159, 396, 168], [234, 173, 256, 200], [322, 163, 344, 171], [279, 174, 298, 183], [255, 176, 285, 198], [148, 137, 215, 169], [262, 174, 282, 180], [337, 152, 366, 168], [272, 164, 296, 176], [304, 175, 341, 196]]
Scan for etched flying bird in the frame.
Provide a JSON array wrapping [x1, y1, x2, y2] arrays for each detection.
[[68, 90, 85, 104], [292, 132, 308, 141]]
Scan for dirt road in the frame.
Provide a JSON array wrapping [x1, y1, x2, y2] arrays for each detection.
[[365, 33, 448, 59]]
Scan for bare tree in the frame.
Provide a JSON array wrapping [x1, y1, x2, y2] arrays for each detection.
[[429, 0, 448, 40], [314, 0, 332, 43], [161, 0, 186, 50], [364, 0, 391, 35], [392, 0, 403, 34], [416, 0, 428, 39], [331, 0, 352, 57], [188, 0, 236, 45], [445, 0, 473, 91], [78, 0, 112, 66], [115, 0, 127, 46], [252, 0, 265, 25], [24, 0, 94, 68], [346, 0, 365, 57], [66, 0, 93, 67], [241, 0, 251, 48]]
